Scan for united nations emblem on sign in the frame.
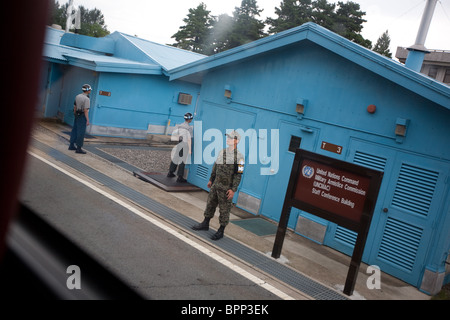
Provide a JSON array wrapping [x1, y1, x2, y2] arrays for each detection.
[[302, 165, 314, 178]]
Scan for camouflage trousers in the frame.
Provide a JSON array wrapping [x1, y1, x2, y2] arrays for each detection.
[[204, 185, 233, 227]]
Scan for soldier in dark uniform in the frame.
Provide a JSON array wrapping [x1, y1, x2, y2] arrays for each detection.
[[192, 131, 245, 240], [69, 84, 91, 154]]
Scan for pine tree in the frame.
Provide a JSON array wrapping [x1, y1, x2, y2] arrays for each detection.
[[311, 0, 336, 30], [266, 0, 313, 34], [333, 1, 371, 48], [77, 6, 109, 37], [171, 3, 213, 54], [227, 0, 266, 50], [48, 0, 109, 37], [372, 30, 392, 58], [266, 0, 371, 48], [209, 14, 234, 54]]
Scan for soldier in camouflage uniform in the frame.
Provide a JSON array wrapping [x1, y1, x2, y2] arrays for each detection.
[[192, 131, 245, 240]]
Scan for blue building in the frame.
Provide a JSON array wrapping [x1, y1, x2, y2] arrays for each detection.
[[169, 23, 450, 295], [40, 22, 449, 295], [41, 26, 205, 138]]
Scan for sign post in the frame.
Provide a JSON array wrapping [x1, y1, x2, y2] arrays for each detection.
[[272, 149, 383, 296]]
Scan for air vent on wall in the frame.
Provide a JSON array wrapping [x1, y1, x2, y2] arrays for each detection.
[[178, 93, 192, 105], [391, 163, 438, 217], [196, 165, 209, 179], [353, 151, 387, 172], [377, 217, 423, 272]]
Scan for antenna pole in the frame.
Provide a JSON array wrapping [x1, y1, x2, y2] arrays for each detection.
[[413, 0, 438, 50]]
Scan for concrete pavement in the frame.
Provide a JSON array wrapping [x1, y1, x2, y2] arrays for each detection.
[[30, 119, 431, 300]]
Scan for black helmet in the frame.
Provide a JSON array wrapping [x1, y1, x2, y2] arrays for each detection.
[[82, 84, 92, 92], [184, 112, 193, 120]]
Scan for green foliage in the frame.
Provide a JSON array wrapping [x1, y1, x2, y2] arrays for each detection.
[[312, 0, 336, 30], [171, 3, 214, 54], [173, 0, 374, 55], [48, 0, 110, 38], [172, 0, 266, 54], [372, 30, 392, 58], [209, 14, 235, 54], [267, 0, 372, 48], [77, 6, 110, 37], [332, 1, 371, 48], [49, 0, 382, 57], [266, 0, 313, 34], [227, 0, 266, 50]]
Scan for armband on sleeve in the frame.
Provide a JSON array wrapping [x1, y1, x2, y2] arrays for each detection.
[[235, 159, 244, 174]]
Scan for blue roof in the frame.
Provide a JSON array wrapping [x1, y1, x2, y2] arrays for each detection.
[[169, 22, 450, 110], [43, 42, 161, 74], [116, 33, 207, 72], [42, 27, 206, 75]]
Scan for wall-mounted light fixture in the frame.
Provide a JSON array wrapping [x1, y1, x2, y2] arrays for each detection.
[[367, 104, 376, 114], [224, 85, 233, 101], [395, 118, 409, 143], [296, 98, 308, 120]]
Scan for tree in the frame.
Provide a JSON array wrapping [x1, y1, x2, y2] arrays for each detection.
[[266, 0, 313, 33], [266, 0, 371, 48], [48, 0, 109, 37], [48, 0, 67, 27], [171, 3, 213, 54], [267, 0, 313, 34], [226, 0, 266, 50], [173, 0, 266, 54], [209, 13, 235, 54], [311, 0, 336, 30], [372, 30, 392, 58], [77, 6, 110, 37], [333, 1, 371, 48]]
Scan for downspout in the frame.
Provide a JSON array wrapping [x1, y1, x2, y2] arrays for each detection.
[[43, 63, 53, 118], [165, 107, 172, 135], [193, 92, 200, 118], [405, 0, 438, 72]]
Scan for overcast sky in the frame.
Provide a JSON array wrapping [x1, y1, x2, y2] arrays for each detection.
[[58, 0, 450, 55]]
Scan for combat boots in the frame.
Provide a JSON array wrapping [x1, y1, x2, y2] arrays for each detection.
[[76, 147, 87, 154], [192, 217, 210, 231], [211, 225, 225, 241]]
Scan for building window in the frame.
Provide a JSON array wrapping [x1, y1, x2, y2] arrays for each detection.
[[443, 68, 450, 84], [289, 136, 302, 152], [428, 66, 438, 79]]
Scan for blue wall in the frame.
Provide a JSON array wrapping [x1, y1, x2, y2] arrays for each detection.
[[41, 63, 201, 137], [199, 41, 449, 159], [188, 40, 450, 290], [92, 72, 200, 132]]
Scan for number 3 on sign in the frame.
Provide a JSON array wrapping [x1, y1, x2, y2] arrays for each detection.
[[321, 141, 343, 155]]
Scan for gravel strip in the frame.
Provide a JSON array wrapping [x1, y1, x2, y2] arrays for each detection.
[[100, 147, 172, 173]]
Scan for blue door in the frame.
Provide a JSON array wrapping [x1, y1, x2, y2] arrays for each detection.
[[324, 139, 448, 287], [369, 153, 447, 286], [324, 140, 395, 256], [188, 102, 256, 196], [59, 67, 98, 126], [260, 120, 318, 227]]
